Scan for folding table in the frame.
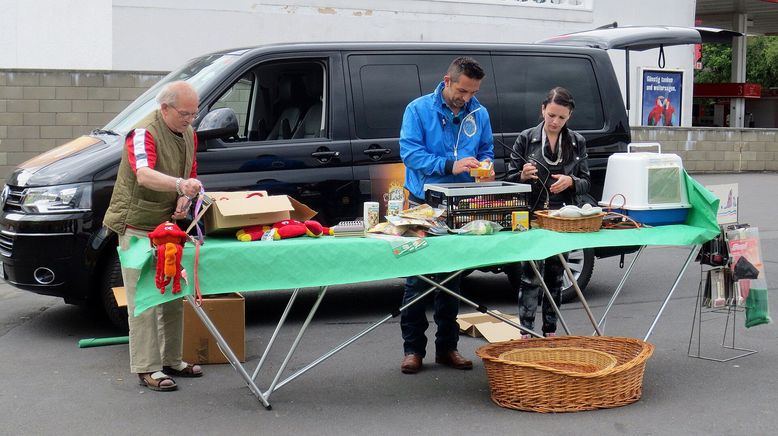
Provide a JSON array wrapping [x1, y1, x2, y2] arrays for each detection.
[[120, 175, 719, 409]]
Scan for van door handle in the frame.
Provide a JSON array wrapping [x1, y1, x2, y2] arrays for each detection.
[[364, 145, 391, 160], [311, 148, 340, 163]]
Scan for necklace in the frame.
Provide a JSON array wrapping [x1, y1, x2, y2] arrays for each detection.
[[540, 128, 563, 166]]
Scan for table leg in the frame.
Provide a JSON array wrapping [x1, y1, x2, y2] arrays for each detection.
[[643, 245, 701, 341], [265, 286, 329, 398], [251, 288, 301, 381], [558, 253, 602, 336], [184, 295, 272, 409], [594, 246, 645, 334], [271, 272, 464, 392], [416, 274, 542, 338]]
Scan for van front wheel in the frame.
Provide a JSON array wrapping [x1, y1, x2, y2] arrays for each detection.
[[99, 251, 129, 332]]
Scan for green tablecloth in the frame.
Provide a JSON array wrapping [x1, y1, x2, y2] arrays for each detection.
[[123, 172, 720, 316]]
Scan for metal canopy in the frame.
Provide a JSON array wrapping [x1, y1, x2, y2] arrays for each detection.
[[697, 0, 778, 36]]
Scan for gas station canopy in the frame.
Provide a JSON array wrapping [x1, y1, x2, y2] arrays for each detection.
[[696, 0, 778, 36]]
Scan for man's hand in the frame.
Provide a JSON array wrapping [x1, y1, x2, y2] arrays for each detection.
[[172, 196, 191, 220], [179, 178, 203, 198], [452, 157, 480, 175]]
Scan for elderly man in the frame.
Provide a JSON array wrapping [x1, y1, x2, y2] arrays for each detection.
[[104, 81, 204, 391]]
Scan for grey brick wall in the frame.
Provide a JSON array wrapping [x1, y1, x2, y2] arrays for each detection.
[[0, 69, 167, 183], [631, 127, 778, 173]]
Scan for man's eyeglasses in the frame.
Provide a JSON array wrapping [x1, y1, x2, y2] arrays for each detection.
[[169, 105, 199, 119]]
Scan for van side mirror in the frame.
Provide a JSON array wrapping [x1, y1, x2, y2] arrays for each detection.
[[196, 108, 239, 142]]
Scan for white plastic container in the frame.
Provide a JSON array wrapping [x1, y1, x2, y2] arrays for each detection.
[[598, 143, 691, 226]]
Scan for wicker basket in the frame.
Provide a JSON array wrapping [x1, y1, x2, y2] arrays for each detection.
[[534, 210, 606, 233], [476, 336, 655, 413], [497, 347, 617, 375]]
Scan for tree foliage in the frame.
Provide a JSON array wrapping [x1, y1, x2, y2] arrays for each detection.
[[695, 36, 778, 88]]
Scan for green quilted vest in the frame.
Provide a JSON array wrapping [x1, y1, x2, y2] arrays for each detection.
[[103, 110, 195, 234]]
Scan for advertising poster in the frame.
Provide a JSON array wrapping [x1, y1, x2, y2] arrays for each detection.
[[640, 69, 683, 127]]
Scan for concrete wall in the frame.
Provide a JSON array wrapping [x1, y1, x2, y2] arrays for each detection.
[[0, 70, 166, 180], [631, 126, 778, 172]]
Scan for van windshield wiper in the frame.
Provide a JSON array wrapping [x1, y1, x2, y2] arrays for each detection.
[[91, 128, 120, 136]]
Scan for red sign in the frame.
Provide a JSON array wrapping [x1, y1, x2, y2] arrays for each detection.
[[694, 83, 762, 98]]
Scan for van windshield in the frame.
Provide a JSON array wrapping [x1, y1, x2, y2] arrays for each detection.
[[103, 53, 240, 135]]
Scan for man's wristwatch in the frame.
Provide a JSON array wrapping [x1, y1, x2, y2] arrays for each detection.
[[175, 177, 184, 196]]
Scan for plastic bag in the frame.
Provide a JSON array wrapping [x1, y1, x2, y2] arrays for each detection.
[[745, 288, 771, 328], [454, 220, 503, 235]]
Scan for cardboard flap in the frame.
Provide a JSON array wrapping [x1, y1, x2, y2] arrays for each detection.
[[476, 322, 523, 343], [288, 196, 317, 221], [457, 311, 522, 343], [202, 191, 318, 233], [208, 192, 290, 217]]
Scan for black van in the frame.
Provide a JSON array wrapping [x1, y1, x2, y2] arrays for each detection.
[[0, 41, 632, 329]]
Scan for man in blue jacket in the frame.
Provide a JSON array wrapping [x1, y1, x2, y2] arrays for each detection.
[[398, 56, 494, 374]]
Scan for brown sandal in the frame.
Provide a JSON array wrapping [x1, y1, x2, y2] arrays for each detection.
[[138, 371, 178, 392], [162, 362, 203, 378]]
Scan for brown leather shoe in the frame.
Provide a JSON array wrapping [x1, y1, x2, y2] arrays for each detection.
[[435, 350, 473, 370], [401, 353, 423, 374]]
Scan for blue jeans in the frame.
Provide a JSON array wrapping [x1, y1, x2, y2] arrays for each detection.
[[400, 273, 461, 357]]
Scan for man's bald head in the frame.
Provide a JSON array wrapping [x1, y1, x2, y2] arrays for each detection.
[[157, 81, 199, 134]]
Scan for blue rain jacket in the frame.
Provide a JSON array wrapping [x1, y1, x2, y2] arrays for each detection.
[[400, 81, 494, 200]]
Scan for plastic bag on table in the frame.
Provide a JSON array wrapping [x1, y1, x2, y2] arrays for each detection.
[[453, 220, 503, 235]]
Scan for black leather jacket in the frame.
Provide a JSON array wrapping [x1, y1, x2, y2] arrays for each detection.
[[505, 122, 591, 210]]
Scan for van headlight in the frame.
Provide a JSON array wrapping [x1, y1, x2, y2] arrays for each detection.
[[21, 183, 92, 213]]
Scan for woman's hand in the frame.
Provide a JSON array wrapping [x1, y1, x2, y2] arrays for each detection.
[[520, 162, 538, 182], [549, 174, 573, 194]]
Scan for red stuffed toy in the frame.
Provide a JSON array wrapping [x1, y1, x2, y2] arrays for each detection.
[[148, 221, 189, 294], [236, 219, 332, 242]]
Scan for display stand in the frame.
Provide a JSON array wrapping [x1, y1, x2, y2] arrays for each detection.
[[687, 229, 757, 362]]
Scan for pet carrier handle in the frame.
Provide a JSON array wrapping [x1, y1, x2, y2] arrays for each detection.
[[627, 142, 661, 154]]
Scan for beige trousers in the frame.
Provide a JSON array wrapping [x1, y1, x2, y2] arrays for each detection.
[[119, 228, 184, 374]]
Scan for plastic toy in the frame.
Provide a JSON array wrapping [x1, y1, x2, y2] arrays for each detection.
[[148, 221, 189, 294], [236, 219, 333, 242]]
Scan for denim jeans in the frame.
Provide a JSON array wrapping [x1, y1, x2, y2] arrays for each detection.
[[400, 273, 461, 357], [517, 253, 568, 335]]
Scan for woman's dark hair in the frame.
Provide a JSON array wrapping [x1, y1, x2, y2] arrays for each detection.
[[542, 86, 576, 163]]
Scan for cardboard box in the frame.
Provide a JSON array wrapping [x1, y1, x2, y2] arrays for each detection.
[[183, 293, 246, 364], [204, 191, 316, 234], [457, 311, 523, 343], [112, 287, 245, 364]]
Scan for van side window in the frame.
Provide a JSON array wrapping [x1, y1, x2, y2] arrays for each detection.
[[355, 64, 421, 139], [209, 60, 327, 144], [211, 74, 254, 140], [492, 55, 605, 133], [348, 53, 496, 140]]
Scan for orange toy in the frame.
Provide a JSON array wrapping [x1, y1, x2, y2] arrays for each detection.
[[148, 221, 189, 294], [236, 219, 333, 242]]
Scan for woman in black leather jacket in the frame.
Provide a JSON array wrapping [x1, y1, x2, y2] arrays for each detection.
[[505, 87, 592, 338]]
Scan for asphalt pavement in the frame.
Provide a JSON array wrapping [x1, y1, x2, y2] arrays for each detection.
[[1, 173, 777, 435]]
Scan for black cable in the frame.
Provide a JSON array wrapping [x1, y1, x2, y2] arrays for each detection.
[[494, 137, 552, 211]]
